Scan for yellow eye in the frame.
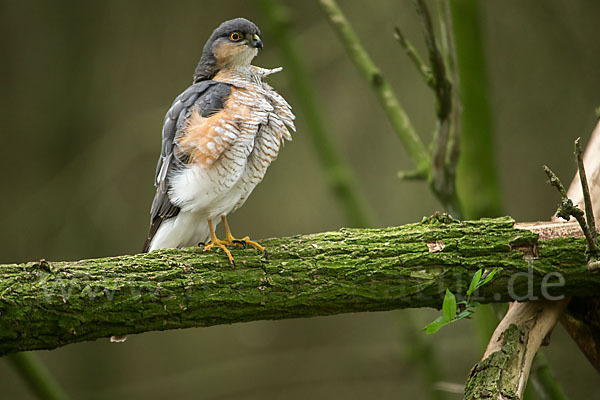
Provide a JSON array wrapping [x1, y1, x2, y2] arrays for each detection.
[[229, 32, 242, 42]]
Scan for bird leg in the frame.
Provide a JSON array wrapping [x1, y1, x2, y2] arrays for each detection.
[[221, 216, 267, 255], [202, 217, 267, 264], [202, 219, 235, 265]]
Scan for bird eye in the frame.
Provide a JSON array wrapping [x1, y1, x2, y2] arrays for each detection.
[[229, 32, 242, 42]]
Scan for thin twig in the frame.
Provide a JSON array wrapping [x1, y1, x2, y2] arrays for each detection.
[[257, 0, 375, 228], [436, 0, 461, 176], [317, 0, 430, 176], [545, 165, 570, 198], [413, 0, 451, 121], [435, 2, 458, 101], [398, 168, 428, 180], [412, 0, 459, 216], [561, 128, 600, 370], [575, 137, 597, 242], [544, 164, 599, 258], [435, 1, 450, 65], [393, 27, 433, 87]]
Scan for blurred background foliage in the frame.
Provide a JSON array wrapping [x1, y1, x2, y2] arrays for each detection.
[[1, 0, 599, 398]]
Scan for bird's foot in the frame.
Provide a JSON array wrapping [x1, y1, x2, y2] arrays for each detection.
[[203, 239, 236, 265], [226, 235, 267, 256]]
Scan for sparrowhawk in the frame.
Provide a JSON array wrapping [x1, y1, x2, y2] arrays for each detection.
[[143, 18, 295, 264]]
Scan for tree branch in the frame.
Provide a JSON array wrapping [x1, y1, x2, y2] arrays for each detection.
[[560, 297, 600, 372], [393, 27, 433, 87], [466, 128, 600, 398], [559, 120, 600, 372], [464, 300, 569, 399], [413, 0, 461, 216], [575, 137, 598, 244], [257, 0, 375, 228], [1, 216, 597, 356], [317, 0, 431, 175], [544, 164, 599, 258]]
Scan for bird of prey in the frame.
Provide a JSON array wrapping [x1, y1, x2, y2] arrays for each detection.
[[143, 18, 295, 263]]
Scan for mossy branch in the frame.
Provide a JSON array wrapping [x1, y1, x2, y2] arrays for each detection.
[[464, 300, 569, 400], [1, 216, 598, 356]]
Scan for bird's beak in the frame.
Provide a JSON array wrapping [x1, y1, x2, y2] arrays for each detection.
[[251, 34, 263, 50]]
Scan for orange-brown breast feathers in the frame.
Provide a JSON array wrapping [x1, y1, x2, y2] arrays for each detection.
[[177, 89, 251, 168]]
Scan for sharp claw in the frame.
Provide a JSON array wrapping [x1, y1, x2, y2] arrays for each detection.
[[203, 241, 235, 265], [203, 233, 265, 264], [233, 239, 247, 248]]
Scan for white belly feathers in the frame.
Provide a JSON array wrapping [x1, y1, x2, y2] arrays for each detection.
[[169, 65, 295, 225]]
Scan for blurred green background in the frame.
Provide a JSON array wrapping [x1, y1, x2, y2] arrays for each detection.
[[1, 0, 599, 398]]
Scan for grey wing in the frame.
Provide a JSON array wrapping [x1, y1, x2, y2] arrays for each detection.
[[143, 81, 232, 252]]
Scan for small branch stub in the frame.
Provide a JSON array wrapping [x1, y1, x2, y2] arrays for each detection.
[[544, 162, 600, 269]]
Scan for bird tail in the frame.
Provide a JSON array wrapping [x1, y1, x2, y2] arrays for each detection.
[[142, 216, 166, 253], [142, 213, 212, 252]]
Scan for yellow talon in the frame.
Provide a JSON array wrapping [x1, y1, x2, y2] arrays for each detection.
[[203, 238, 235, 265], [222, 216, 266, 255], [232, 236, 266, 254], [202, 217, 266, 265]]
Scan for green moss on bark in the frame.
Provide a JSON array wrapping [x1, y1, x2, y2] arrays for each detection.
[[0, 217, 596, 355], [464, 324, 523, 399]]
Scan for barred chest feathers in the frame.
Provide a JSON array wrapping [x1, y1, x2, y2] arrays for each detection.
[[169, 65, 295, 220]]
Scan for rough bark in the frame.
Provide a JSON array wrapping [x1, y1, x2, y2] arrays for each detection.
[[0, 215, 596, 356], [464, 301, 569, 400]]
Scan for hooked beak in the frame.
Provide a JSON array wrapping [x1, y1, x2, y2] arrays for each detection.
[[251, 34, 263, 50]]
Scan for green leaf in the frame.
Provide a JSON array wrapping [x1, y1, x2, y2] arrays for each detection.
[[478, 268, 499, 288], [442, 289, 457, 322], [467, 269, 483, 296], [424, 316, 449, 334]]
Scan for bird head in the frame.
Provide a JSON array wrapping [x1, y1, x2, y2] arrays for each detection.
[[194, 18, 263, 82]]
